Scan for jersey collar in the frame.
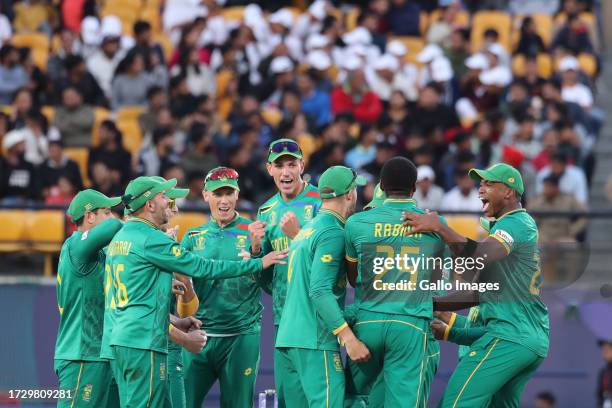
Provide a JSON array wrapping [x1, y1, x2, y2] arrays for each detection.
[[209, 211, 240, 230], [129, 216, 160, 230], [493, 208, 525, 222], [382, 198, 417, 208], [278, 181, 309, 204], [319, 208, 346, 225]]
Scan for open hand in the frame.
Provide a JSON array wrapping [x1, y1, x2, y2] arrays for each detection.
[[261, 249, 289, 269], [401, 211, 443, 234]]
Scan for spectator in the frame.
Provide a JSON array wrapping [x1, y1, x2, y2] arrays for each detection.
[[529, 174, 587, 243], [534, 391, 556, 408], [559, 56, 593, 110], [331, 67, 383, 125], [90, 161, 123, 197], [137, 126, 179, 176], [0, 8, 11, 47], [168, 74, 198, 119], [131, 20, 165, 70], [387, 0, 421, 37], [226, 144, 271, 205], [551, 13, 594, 55], [362, 141, 395, 180], [58, 54, 107, 107], [413, 165, 444, 211], [297, 70, 332, 129], [533, 127, 560, 171], [181, 123, 219, 178], [39, 140, 83, 197], [44, 175, 76, 206], [111, 50, 167, 110], [480, 28, 510, 66], [510, 113, 541, 160], [369, 54, 415, 103], [88, 120, 132, 186], [519, 55, 547, 97], [19, 47, 47, 106], [53, 87, 94, 147], [441, 170, 482, 213], [170, 47, 216, 97], [47, 28, 80, 85], [444, 28, 471, 79], [345, 124, 379, 170], [259, 56, 296, 110], [308, 141, 346, 182], [139, 86, 168, 137], [426, 3, 461, 47], [9, 87, 33, 129], [472, 118, 496, 168], [87, 35, 123, 98], [22, 109, 52, 166], [596, 339, 612, 408], [536, 151, 588, 205], [515, 16, 546, 56], [277, 113, 317, 165], [0, 44, 27, 105], [409, 82, 460, 137], [0, 130, 37, 203], [180, 171, 208, 211]]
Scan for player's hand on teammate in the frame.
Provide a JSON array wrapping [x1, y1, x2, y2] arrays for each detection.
[[345, 337, 371, 363], [280, 212, 300, 239], [429, 319, 448, 341], [182, 329, 207, 353], [166, 225, 180, 240], [402, 210, 443, 234], [248, 221, 266, 254], [261, 249, 289, 269], [174, 316, 202, 333], [172, 279, 186, 296], [239, 249, 251, 260], [434, 311, 453, 324]]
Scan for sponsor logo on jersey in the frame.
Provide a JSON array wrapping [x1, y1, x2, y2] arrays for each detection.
[[244, 367, 252, 376], [304, 205, 313, 221], [493, 229, 514, 245], [320, 254, 333, 263], [82, 384, 92, 402], [81, 231, 89, 240]]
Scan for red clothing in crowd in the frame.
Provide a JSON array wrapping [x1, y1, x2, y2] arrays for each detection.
[[331, 86, 383, 124]]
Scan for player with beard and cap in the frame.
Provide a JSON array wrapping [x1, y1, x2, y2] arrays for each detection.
[[276, 166, 370, 408], [402, 163, 549, 407], [344, 157, 446, 408], [103, 176, 287, 407], [248, 138, 322, 407]]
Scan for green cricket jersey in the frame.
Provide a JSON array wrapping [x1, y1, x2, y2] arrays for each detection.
[[276, 209, 348, 351], [181, 213, 262, 335], [345, 198, 446, 318], [449, 306, 485, 360], [100, 248, 116, 360], [55, 218, 123, 362], [480, 209, 550, 357], [257, 183, 321, 325], [105, 217, 264, 354]]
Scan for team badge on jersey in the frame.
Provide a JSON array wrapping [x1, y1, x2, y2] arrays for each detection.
[[195, 235, 206, 250], [269, 211, 277, 226], [82, 384, 92, 402], [304, 205, 313, 221], [236, 235, 247, 249]]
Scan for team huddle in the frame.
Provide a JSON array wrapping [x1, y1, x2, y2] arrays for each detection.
[[54, 138, 550, 408]]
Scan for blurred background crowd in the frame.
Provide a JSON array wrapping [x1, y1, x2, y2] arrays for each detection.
[[0, 0, 603, 245]]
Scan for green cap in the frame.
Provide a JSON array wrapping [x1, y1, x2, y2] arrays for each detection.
[[468, 163, 524, 196], [364, 183, 386, 210], [318, 166, 366, 199], [67, 189, 122, 221], [267, 138, 303, 163], [122, 176, 177, 212], [151, 176, 189, 199], [204, 167, 240, 192]]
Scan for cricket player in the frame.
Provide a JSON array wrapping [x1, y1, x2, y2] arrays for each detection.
[[403, 163, 550, 407], [181, 167, 265, 408], [431, 307, 484, 361], [344, 157, 446, 407], [276, 166, 370, 408], [55, 189, 123, 407], [249, 138, 322, 405], [104, 176, 286, 407]]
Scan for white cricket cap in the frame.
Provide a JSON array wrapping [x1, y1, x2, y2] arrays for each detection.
[[270, 56, 294, 74], [342, 54, 362, 71], [81, 16, 101, 45], [417, 44, 443, 63], [101, 15, 123, 38], [486, 43, 505, 58], [465, 53, 489, 70], [244, 4, 264, 28], [559, 55, 579, 72], [306, 50, 332, 70], [343, 27, 372, 46], [386, 40, 407, 58], [306, 33, 329, 50], [479, 66, 512, 86], [269, 9, 294, 28], [431, 57, 453, 82], [2, 130, 26, 151], [417, 165, 435, 182], [309, 0, 327, 20], [373, 54, 399, 71]]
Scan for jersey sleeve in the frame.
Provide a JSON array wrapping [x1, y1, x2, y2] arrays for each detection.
[[489, 216, 521, 254], [143, 231, 263, 280], [72, 218, 123, 275], [309, 228, 347, 335], [180, 230, 193, 251], [447, 325, 486, 346], [344, 219, 357, 263]]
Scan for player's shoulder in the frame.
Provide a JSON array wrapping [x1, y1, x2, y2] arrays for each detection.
[[185, 221, 211, 238], [304, 183, 321, 200], [258, 193, 280, 216], [235, 214, 253, 230]]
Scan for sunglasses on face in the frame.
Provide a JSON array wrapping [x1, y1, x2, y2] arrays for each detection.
[[206, 167, 239, 182], [168, 199, 176, 210], [269, 140, 301, 155]]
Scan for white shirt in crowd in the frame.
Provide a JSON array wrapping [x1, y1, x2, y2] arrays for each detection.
[[87, 50, 123, 98], [536, 165, 589, 205], [440, 187, 483, 213], [413, 185, 445, 211], [562, 83, 594, 110]]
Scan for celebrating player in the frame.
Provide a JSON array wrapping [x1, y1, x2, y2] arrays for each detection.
[[249, 138, 322, 406], [181, 167, 265, 408], [344, 157, 446, 407], [403, 163, 550, 407], [103, 176, 287, 407], [55, 189, 123, 407], [276, 166, 370, 408]]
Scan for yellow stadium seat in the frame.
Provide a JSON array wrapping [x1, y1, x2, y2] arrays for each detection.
[[32, 48, 49, 71], [391, 36, 425, 65], [444, 216, 484, 240], [117, 106, 146, 122], [261, 109, 283, 127], [91, 108, 111, 146], [429, 9, 470, 27], [512, 14, 553, 48], [0, 210, 29, 252], [578, 53, 597, 77], [537, 54, 553, 78], [221, 6, 245, 21], [116, 119, 143, 154], [105, 0, 142, 13], [64, 147, 91, 187], [41, 106, 55, 122], [140, 7, 161, 32], [345, 7, 360, 32], [25, 210, 65, 276], [171, 213, 208, 241], [11, 33, 50, 51], [153, 33, 174, 61], [554, 11, 596, 28], [471, 11, 512, 53]]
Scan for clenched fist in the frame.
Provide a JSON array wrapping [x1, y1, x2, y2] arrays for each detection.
[[248, 221, 266, 254], [280, 212, 300, 239]]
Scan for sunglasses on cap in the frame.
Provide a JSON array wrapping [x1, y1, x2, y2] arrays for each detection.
[[205, 167, 239, 182], [269, 140, 301, 155]]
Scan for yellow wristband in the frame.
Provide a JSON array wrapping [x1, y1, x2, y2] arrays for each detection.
[[177, 295, 199, 318], [443, 312, 457, 341], [168, 324, 174, 334]]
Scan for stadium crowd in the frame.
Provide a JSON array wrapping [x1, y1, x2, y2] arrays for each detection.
[[0, 0, 602, 243]]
